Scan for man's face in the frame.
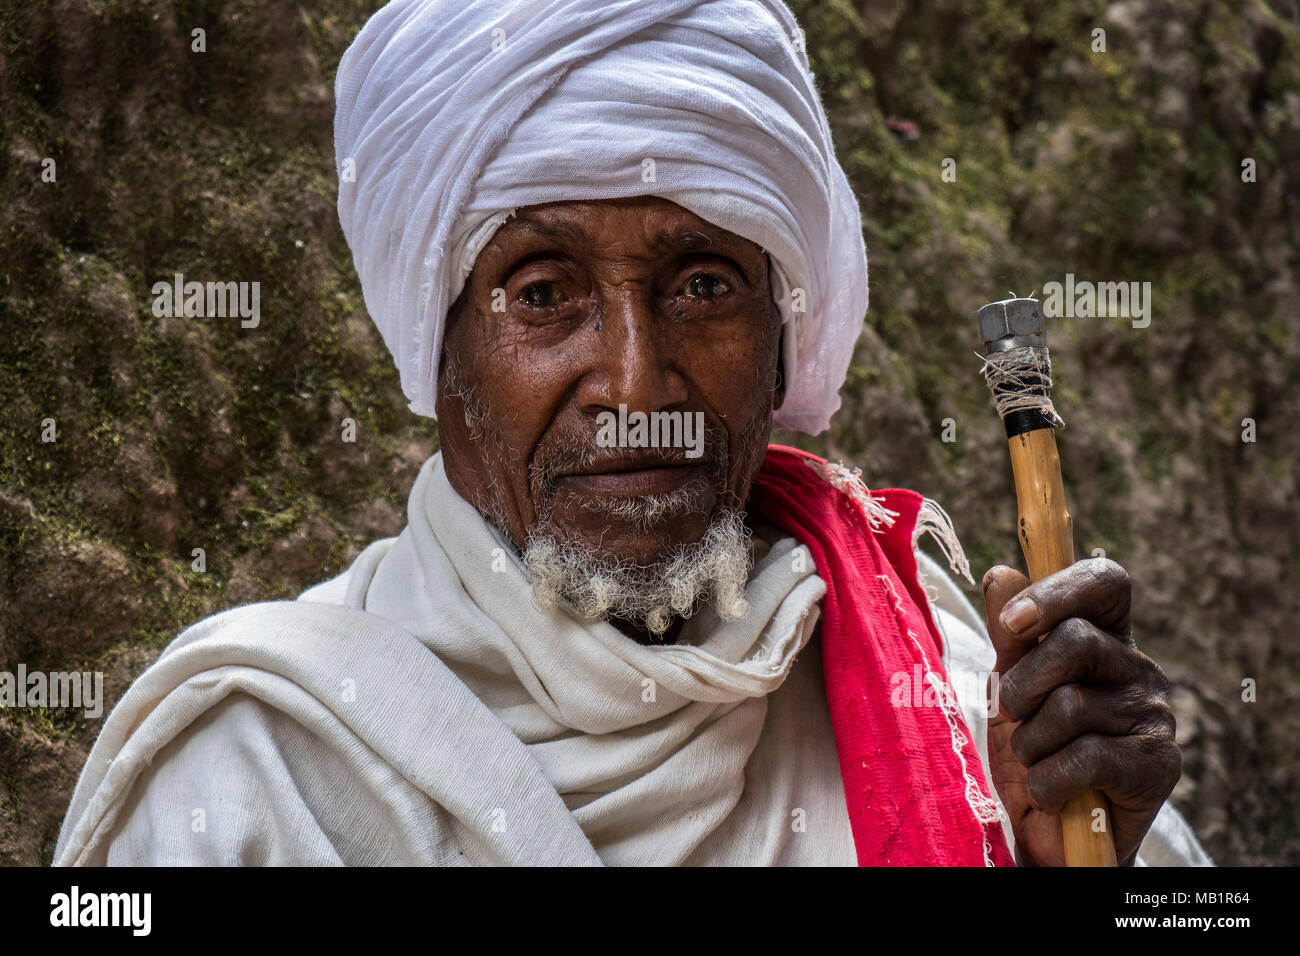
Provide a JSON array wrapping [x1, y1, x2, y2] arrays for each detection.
[[436, 196, 784, 568]]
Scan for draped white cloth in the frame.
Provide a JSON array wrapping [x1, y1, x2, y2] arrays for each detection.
[[53, 451, 1211, 866], [334, 0, 869, 434], [54, 451, 1211, 866], [55, 453, 856, 865]]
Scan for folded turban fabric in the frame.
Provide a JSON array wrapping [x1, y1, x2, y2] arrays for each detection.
[[334, 0, 869, 435]]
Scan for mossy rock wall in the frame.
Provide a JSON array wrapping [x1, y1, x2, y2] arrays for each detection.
[[1, 0, 1296, 865]]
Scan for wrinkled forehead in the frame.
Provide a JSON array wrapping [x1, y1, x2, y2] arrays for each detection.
[[482, 199, 770, 266]]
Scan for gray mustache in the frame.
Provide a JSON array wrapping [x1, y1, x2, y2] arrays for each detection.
[[532, 420, 728, 489]]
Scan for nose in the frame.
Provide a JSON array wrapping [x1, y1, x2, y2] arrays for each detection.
[[575, 288, 688, 417]]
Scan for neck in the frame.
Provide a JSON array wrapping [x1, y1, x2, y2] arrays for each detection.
[[612, 615, 688, 646]]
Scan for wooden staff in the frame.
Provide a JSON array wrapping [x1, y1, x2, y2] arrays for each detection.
[[977, 296, 1117, 867]]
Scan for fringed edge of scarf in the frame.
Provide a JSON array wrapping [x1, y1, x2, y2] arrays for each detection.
[[803, 459, 974, 586], [803, 458, 899, 531], [914, 496, 975, 586]]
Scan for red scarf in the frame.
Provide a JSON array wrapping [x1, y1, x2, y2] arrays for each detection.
[[750, 444, 1014, 866]]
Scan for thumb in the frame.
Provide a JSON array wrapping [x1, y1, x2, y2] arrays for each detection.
[[982, 564, 1035, 675]]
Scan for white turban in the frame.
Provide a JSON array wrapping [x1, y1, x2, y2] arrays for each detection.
[[334, 0, 868, 434]]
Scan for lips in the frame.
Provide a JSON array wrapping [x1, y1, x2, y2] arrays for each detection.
[[554, 454, 711, 497]]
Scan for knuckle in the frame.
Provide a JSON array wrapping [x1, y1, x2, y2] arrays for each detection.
[[1129, 651, 1172, 699], [999, 679, 1025, 720], [1051, 683, 1087, 726], [1050, 618, 1107, 671], [1137, 698, 1177, 740], [1086, 556, 1129, 591], [1083, 556, 1132, 620], [1148, 659, 1173, 697], [1051, 616, 1092, 651], [1010, 725, 1032, 764], [1026, 764, 1056, 809], [1162, 740, 1183, 783], [1082, 624, 1114, 662], [1069, 733, 1107, 780], [998, 661, 1030, 716], [1136, 738, 1182, 799]]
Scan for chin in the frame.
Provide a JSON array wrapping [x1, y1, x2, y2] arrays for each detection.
[[561, 515, 716, 566]]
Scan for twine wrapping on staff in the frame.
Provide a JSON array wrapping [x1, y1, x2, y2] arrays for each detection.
[[977, 346, 1066, 429]]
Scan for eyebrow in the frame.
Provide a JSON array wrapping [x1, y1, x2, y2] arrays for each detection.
[[496, 218, 759, 284], [649, 228, 726, 254], [500, 218, 592, 246], [650, 228, 759, 285]]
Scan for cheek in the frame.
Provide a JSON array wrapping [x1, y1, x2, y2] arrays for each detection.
[[460, 313, 580, 444], [673, 330, 776, 493], [683, 319, 780, 418]]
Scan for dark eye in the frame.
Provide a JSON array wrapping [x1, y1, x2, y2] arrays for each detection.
[[519, 281, 563, 309], [685, 273, 730, 299]]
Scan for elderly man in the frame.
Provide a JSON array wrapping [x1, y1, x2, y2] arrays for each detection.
[[55, 0, 1208, 867]]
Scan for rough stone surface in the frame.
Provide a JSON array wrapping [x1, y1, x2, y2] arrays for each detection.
[[1, 0, 1296, 865]]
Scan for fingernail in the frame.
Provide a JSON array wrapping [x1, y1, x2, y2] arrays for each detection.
[[981, 568, 995, 595], [1000, 596, 1041, 634]]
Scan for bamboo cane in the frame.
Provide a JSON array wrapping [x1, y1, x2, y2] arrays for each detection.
[[978, 296, 1117, 868]]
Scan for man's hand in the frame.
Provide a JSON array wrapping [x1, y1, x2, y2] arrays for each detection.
[[981, 558, 1181, 866]]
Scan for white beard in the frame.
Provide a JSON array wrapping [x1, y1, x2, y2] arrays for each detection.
[[523, 509, 753, 637]]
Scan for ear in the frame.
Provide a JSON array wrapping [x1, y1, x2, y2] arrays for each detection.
[[764, 254, 788, 412], [771, 328, 787, 411]]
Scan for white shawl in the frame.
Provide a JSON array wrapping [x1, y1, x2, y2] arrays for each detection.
[[56, 454, 854, 865], [54, 452, 1211, 866]]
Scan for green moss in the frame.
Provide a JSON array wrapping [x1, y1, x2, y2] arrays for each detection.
[[0, 0, 1296, 867], [1, 707, 84, 744]]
